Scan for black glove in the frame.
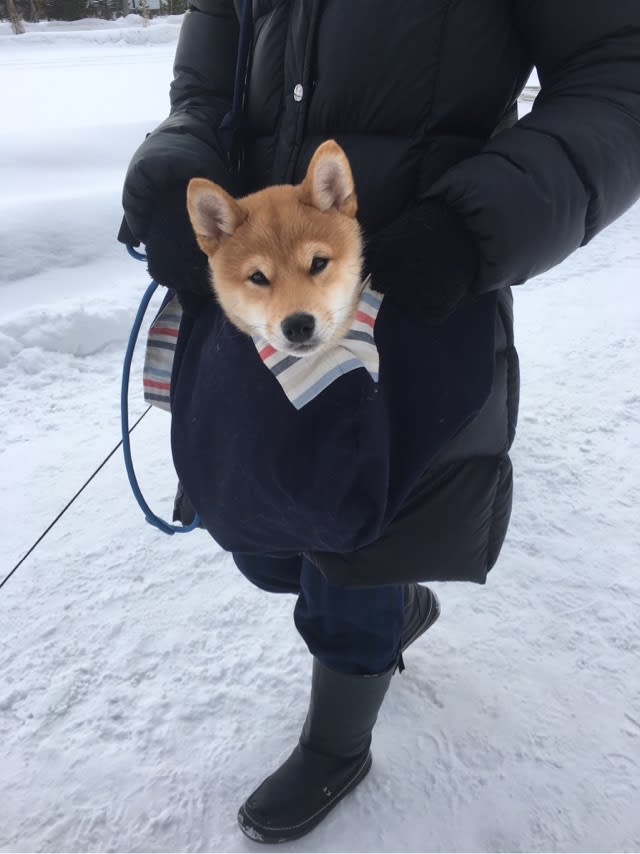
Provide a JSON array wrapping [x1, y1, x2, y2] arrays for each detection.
[[146, 184, 215, 315], [119, 184, 214, 316], [366, 199, 480, 323]]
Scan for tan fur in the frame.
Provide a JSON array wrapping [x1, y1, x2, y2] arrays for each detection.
[[186, 140, 363, 356]]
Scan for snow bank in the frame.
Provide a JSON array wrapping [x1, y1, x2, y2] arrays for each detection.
[[0, 25, 173, 289], [0, 120, 154, 283], [0, 28, 175, 376], [0, 14, 182, 46], [1, 186, 131, 282], [0, 300, 134, 361]]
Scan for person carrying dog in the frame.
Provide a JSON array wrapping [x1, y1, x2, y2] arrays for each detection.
[[119, 0, 640, 843]]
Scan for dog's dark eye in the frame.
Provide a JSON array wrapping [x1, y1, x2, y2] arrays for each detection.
[[309, 256, 329, 276], [249, 271, 270, 286]]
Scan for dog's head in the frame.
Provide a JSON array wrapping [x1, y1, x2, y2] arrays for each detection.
[[186, 140, 363, 356]]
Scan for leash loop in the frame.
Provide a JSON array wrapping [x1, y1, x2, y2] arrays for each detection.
[[126, 244, 148, 262], [122, 246, 201, 535]]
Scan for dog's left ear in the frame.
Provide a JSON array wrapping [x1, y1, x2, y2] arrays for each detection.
[[299, 140, 357, 218]]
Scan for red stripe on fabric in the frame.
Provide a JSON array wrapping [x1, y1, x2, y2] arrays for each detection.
[[259, 344, 277, 360], [355, 310, 375, 328], [150, 326, 179, 337], [143, 378, 171, 390]]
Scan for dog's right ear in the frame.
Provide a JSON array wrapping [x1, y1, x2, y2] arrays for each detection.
[[299, 140, 357, 218], [186, 179, 246, 256]]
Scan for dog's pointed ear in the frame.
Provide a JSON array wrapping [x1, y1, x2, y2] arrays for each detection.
[[299, 140, 357, 218], [187, 178, 246, 255]]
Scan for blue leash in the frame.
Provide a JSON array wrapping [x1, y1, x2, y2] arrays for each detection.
[[121, 245, 200, 535]]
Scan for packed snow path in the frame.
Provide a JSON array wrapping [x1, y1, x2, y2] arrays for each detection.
[[1, 19, 639, 853]]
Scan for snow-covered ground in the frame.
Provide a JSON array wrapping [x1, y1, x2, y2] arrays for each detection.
[[1, 18, 639, 853]]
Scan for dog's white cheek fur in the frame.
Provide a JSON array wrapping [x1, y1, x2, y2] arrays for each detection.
[[318, 265, 362, 342], [236, 302, 270, 338]]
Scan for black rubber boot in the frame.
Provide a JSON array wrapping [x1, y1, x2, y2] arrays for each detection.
[[237, 658, 393, 843], [237, 585, 441, 843]]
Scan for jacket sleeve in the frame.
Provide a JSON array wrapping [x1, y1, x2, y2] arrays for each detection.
[[121, 0, 239, 242], [425, 1, 640, 293]]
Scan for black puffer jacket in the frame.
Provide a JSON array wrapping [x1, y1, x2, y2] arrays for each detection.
[[121, 1, 640, 586]]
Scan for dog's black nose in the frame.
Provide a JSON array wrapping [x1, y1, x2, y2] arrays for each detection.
[[281, 312, 316, 344]]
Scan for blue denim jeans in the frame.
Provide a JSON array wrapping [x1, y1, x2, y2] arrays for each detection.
[[232, 553, 405, 675]]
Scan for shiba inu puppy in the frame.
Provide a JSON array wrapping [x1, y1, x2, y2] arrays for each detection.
[[186, 140, 363, 356]]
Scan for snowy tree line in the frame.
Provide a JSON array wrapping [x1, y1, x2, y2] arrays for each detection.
[[1, 0, 186, 29]]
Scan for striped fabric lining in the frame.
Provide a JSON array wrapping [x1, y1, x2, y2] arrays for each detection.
[[142, 296, 182, 412], [253, 280, 382, 410]]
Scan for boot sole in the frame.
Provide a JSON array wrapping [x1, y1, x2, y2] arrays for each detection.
[[237, 751, 373, 844]]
